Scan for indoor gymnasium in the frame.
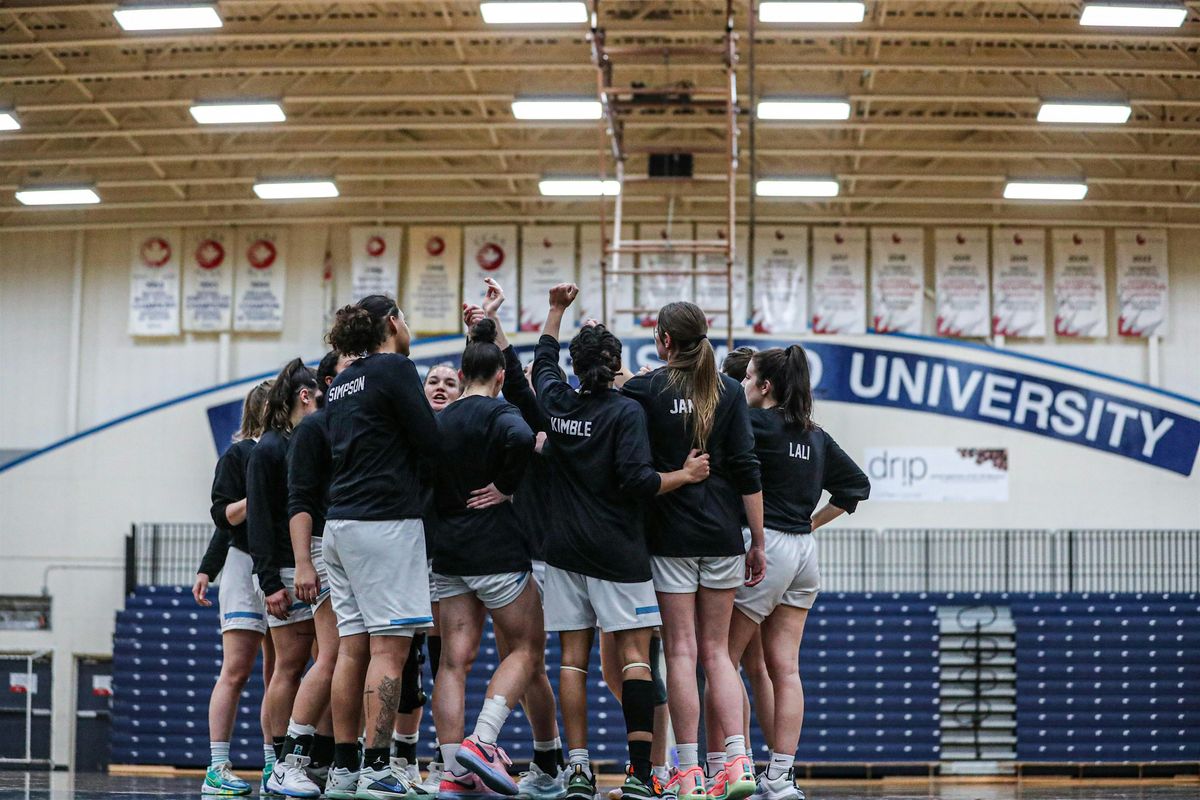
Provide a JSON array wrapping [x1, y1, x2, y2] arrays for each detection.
[[0, 2, 1198, 800]]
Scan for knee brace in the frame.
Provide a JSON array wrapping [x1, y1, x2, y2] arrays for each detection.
[[649, 635, 668, 706], [397, 633, 427, 713]]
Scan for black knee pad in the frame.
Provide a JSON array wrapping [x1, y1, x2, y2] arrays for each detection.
[[398, 633, 427, 713], [427, 634, 442, 681], [621, 678, 656, 735], [649, 635, 668, 706]]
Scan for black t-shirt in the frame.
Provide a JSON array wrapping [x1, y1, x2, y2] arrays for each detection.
[[750, 408, 870, 534], [287, 408, 330, 539], [534, 335, 660, 582], [431, 395, 534, 576], [621, 367, 762, 558], [501, 345, 554, 560], [325, 352, 441, 521], [246, 430, 293, 596], [210, 437, 254, 553]]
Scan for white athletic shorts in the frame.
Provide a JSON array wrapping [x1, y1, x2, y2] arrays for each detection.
[[435, 571, 530, 610], [253, 567, 314, 629], [531, 560, 547, 596], [427, 559, 439, 604], [651, 554, 745, 593], [311, 537, 330, 610], [217, 546, 267, 634], [734, 529, 819, 623], [543, 566, 662, 633], [324, 518, 433, 637]]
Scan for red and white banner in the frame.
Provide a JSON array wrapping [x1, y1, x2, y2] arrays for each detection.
[[350, 226, 401, 301], [578, 225, 636, 333], [991, 228, 1046, 338], [1052, 228, 1107, 338], [1115, 228, 1169, 338], [234, 228, 287, 332], [520, 225, 576, 331], [129, 229, 182, 336], [464, 225, 518, 332], [751, 226, 809, 335], [934, 227, 990, 338], [182, 227, 233, 332], [811, 227, 867, 335], [404, 226, 463, 335], [636, 222, 694, 329], [870, 227, 925, 334], [695, 223, 749, 331]]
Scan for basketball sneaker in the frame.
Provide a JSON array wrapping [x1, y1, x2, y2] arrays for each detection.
[[455, 736, 518, 795], [755, 770, 804, 800], [516, 763, 566, 800], [325, 767, 360, 800], [439, 770, 501, 799], [203, 762, 252, 796]]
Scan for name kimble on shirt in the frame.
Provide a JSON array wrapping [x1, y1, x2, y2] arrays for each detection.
[[550, 416, 592, 437]]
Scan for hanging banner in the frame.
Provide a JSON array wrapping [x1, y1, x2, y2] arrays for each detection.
[[404, 226, 463, 335], [934, 228, 990, 338], [233, 228, 287, 332], [350, 226, 401, 301], [578, 225, 636, 333], [870, 227, 925, 334], [464, 225, 518, 332], [129, 230, 182, 336], [182, 228, 233, 332], [991, 228, 1046, 338], [751, 226, 809, 335], [1115, 229, 1169, 338], [811, 227, 867, 335], [519, 225, 577, 331], [1052, 228, 1107, 338], [694, 223, 749, 332], [636, 222, 694, 329]]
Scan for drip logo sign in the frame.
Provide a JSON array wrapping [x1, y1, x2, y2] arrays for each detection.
[[247, 238, 277, 269], [195, 239, 225, 270], [366, 235, 387, 257], [426, 236, 446, 256], [865, 447, 1009, 502], [140, 237, 172, 268], [476, 242, 505, 271]]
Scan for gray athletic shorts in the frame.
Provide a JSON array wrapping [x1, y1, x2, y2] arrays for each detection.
[[734, 529, 819, 623], [434, 571, 531, 610], [218, 546, 267, 634], [253, 567, 315, 629], [543, 566, 662, 633], [311, 537, 330, 610], [324, 518, 433, 637], [651, 554, 745, 593], [427, 559, 439, 604], [531, 560, 547, 595]]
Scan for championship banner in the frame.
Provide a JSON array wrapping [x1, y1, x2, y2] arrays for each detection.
[[519, 225, 576, 331], [464, 225, 518, 331], [1052, 228, 1107, 338], [1115, 229, 1169, 338], [350, 226, 401, 301], [695, 223, 749, 331], [129, 229, 182, 336], [812, 227, 867, 335], [870, 227, 925, 334], [233, 228, 287, 332], [636, 222, 694, 329], [182, 227, 233, 332], [404, 226, 463, 335], [992, 228, 1046, 338], [934, 228, 990, 338], [578, 225, 636, 333], [751, 226, 809, 335]]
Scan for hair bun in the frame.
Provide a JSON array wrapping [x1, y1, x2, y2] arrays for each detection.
[[469, 317, 498, 344]]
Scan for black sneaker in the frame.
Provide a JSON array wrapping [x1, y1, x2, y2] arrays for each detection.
[[617, 766, 654, 800]]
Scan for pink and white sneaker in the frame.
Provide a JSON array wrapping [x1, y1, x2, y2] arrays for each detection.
[[438, 769, 501, 800], [454, 737, 518, 796]]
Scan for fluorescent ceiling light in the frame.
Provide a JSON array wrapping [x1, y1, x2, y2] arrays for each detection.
[[1037, 102, 1132, 124], [759, 2, 866, 23], [511, 98, 602, 120], [190, 102, 286, 125], [1079, 3, 1187, 27], [1003, 181, 1088, 201], [114, 3, 222, 31], [0, 111, 19, 131], [756, 179, 840, 197], [480, 2, 588, 24], [538, 179, 620, 196], [757, 99, 851, 120], [16, 187, 101, 206], [253, 180, 339, 200]]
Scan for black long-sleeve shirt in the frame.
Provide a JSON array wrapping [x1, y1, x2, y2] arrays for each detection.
[[750, 409, 870, 533], [287, 409, 331, 539], [210, 438, 255, 553], [197, 528, 231, 581], [246, 430, 293, 596], [501, 345, 555, 560], [534, 334, 660, 582], [621, 367, 762, 558], [325, 352, 441, 521], [432, 395, 534, 576]]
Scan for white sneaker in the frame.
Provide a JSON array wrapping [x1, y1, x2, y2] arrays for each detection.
[[326, 767, 361, 800], [418, 760, 444, 794], [517, 763, 566, 800], [356, 763, 429, 799], [390, 757, 422, 786], [306, 763, 330, 786], [267, 754, 321, 798], [756, 771, 804, 800]]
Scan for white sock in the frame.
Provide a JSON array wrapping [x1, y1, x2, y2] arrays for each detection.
[[567, 749, 592, 780], [288, 720, 317, 739], [652, 765, 670, 783], [472, 694, 511, 745], [210, 741, 231, 769], [705, 751, 724, 779], [724, 735, 746, 761], [676, 743, 699, 771], [534, 740, 557, 752], [393, 731, 419, 744], [263, 743, 276, 768], [553, 737, 563, 750], [766, 752, 793, 781], [441, 743, 465, 776]]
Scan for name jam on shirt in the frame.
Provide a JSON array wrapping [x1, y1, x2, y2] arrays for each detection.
[[670, 398, 694, 415], [550, 416, 593, 438], [327, 375, 366, 403], [789, 442, 811, 460]]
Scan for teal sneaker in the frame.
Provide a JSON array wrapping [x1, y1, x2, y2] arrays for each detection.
[[202, 762, 252, 796]]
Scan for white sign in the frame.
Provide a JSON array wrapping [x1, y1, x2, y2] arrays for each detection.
[[129, 229, 181, 336], [520, 225, 576, 331], [935, 227, 990, 338], [864, 447, 1009, 503], [1115, 228, 1169, 338], [811, 227, 867, 335], [350, 226, 401, 301], [992, 228, 1046, 338], [8, 672, 37, 694], [464, 225, 518, 331], [870, 227, 925, 334], [404, 226, 463, 335], [694, 223, 749, 331], [636, 222, 694, 329], [578, 225, 636, 333], [751, 225, 809, 335], [1052, 228, 1107, 338], [233, 228, 287, 332], [182, 227, 234, 332]]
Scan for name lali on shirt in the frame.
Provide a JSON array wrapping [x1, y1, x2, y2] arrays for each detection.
[[790, 442, 812, 460]]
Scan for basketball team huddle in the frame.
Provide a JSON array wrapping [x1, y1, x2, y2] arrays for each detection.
[[193, 278, 870, 800]]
